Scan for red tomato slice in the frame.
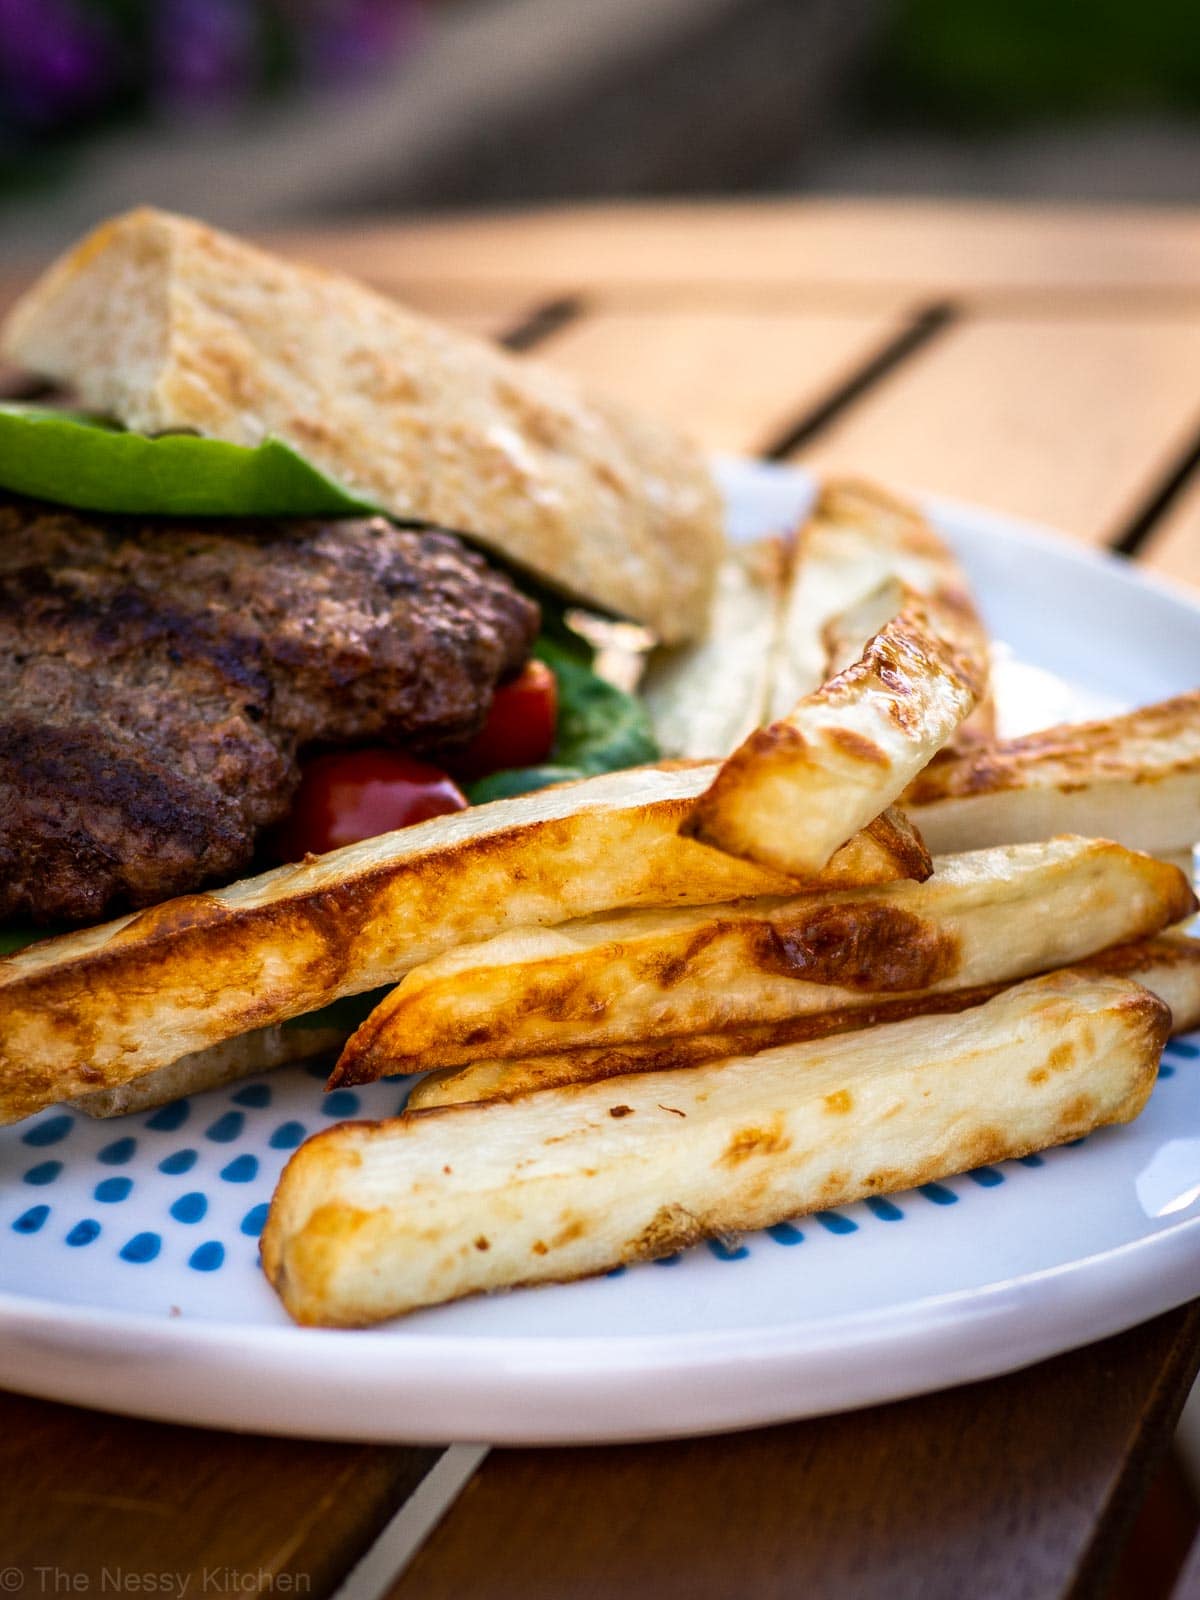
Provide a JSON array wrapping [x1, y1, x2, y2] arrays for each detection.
[[271, 749, 468, 861], [452, 659, 558, 781]]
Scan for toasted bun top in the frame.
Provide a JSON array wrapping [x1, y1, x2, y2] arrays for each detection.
[[2, 208, 723, 641]]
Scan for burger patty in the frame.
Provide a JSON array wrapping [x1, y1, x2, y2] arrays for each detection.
[[0, 500, 540, 925]]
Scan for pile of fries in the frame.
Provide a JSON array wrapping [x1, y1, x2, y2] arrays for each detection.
[[256, 480, 1200, 1326], [1, 473, 1182, 1326]]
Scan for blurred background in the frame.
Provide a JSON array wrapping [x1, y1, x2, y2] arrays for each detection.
[[5, 0, 1200, 264]]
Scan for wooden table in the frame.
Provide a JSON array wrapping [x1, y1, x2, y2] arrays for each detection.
[[4, 199, 1200, 1600]]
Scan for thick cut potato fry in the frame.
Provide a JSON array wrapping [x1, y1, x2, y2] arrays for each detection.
[[335, 838, 1193, 1084], [904, 691, 1200, 858], [642, 537, 792, 759], [71, 1021, 346, 1118], [684, 601, 978, 878], [409, 929, 1200, 1108], [0, 763, 927, 1126], [771, 478, 995, 739], [265, 972, 1166, 1326]]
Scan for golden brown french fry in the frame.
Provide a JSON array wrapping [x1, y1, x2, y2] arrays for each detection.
[[904, 691, 1200, 858], [265, 971, 1166, 1326], [1082, 928, 1200, 1029], [771, 478, 995, 740], [335, 838, 1193, 1084], [69, 1020, 348, 1119], [408, 928, 1200, 1109], [0, 763, 932, 1126], [641, 537, 792, 759], [684, 601, 978, 878]]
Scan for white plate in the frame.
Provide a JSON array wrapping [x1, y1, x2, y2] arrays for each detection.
[[2, 458, 1199, 1444]]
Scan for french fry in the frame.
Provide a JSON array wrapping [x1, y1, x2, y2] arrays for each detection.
[[264, 971, 1166, 1326], [684, 601, 978, 878], [70, 1020, 346, 1118], [409, 928, 1200, 1109], [0, 763, 927, 1126], [820, 576, 907, 677], [641, 537, 792, 759], [334, 838, 1193, 1084], [904, 691, 1200, 858], [771, 478, 996, 740]]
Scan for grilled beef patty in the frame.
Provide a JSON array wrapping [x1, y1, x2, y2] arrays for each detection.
[[0, 500, 539, 924]]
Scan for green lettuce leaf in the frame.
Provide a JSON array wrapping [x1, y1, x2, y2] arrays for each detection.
[[0, 403, 376, 517]]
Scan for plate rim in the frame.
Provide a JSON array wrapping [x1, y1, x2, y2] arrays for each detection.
[[4, 458, 1200, 1442], [4, 1206, 1200, 1443]]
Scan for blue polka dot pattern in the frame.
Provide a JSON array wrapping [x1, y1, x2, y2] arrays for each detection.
[[189, 1241, 225, 1272], [767, 1222, 804, 1245], [1018, 1154, 1045, 1168], [205, 1111, 244, 1144], [919, 1183, 958, 1206], [707, 1238, 749, 1261], [145, 1100, 190, 1132], [322, 1090, 360, 1118], [653, 1253, 682, 1267], [816, 1210, 858, 1235], [220, 1154, 258, 1184], [866, 1197, 904, 1222], [170, 1192, 207, 1224], [268, 1121, 306, 1150], [21, 1114, 73, 1148], [158, 1149, 198, 1176], [94, 1177, 133, 1203], [97, 1137, 137, 1166], [119, 1232, 161, 1264], [240, 1202, 270, 1238], [968, 1167, 1005, 1188], [23, 1161, 62, 1187], [232, 1084, 272, 1108], [66, 1219, 100, 1247], [14, 1204, 49, 1233]]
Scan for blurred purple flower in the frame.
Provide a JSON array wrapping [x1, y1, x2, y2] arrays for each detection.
[[153, 0, 258, 112], [295, 0, 422, 85], [0, 0, 116, 126], [0, 0, 427, 140]]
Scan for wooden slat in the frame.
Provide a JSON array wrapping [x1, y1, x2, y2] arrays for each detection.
[[0, 1388, 437, 1591], [533, 309, 911, 453], [797, 313, 1200, 544], [1136, 482, 1200, 593], [276, 200, 1200, 302], [389, 1305, 1200, 1600]]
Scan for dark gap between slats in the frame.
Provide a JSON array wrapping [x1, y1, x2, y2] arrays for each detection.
[[1110, 422, 1200, 556], [758, 300, 960, 461], [498, 295, 585, 352]]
